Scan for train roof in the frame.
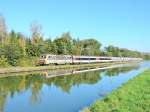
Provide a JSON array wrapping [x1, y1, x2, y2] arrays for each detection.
[[40, 54, 142, 59]]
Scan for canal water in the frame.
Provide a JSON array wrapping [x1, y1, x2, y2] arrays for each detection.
[[0, 61, 150, 112]]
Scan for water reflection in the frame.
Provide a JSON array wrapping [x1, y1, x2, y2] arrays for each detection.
[[0, 63, 140, 112], [105, 65, 139, 76], [42, 63, 139, 78]]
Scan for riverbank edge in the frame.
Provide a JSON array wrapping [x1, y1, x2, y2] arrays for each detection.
[[82, 68, 150, 112], [0, 61, 139, 74]]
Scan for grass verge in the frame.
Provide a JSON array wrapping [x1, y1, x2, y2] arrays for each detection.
[[82, 68, 150, 112]]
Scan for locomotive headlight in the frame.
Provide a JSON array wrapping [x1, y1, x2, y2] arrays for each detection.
[[44, 60, 48, 64]]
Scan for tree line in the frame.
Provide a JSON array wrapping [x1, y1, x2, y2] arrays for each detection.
[[0, 16, 149, 67]]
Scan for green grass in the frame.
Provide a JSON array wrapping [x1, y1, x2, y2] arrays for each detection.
[[82, 68, 150, 112]]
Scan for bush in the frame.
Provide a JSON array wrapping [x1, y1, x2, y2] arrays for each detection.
[[0, 55, 9, 67], [17, 57, 39, 67]]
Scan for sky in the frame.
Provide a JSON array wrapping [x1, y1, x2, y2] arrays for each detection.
[[0, 0, 150, 52]]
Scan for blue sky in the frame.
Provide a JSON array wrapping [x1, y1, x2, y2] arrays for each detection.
[[0, 0, 150, 52]]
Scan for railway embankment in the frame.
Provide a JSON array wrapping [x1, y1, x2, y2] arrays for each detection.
[[0, 62, 136, 74]]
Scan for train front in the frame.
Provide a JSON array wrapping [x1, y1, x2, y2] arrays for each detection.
[[38, 54, 48, 65]]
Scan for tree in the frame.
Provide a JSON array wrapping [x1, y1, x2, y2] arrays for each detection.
[[30, 22, 43, 45], [4, 43, 22, 66], [26, 38, 40, 57], [72, 38, 82, 55], [80, 39, 101, 56], [44, 38, 58, 54], [17, 33, 26, 56], [29, 22, 44, 56], [0, 15, 6, 43], [54, 32, 73, 55]]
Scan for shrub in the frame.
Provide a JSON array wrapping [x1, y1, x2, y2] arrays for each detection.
[[0, 55, 9, 67]]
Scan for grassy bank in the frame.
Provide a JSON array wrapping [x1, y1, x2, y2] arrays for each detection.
[[82, 68, 150, 112]]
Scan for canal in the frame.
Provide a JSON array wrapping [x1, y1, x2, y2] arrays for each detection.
[[0, 61, 150, 112]]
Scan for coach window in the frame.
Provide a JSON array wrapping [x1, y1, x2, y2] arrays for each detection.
[[90, 58, 96, 60], [41, 55, 46, 59]]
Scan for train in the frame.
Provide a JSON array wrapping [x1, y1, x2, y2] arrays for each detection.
[[38, 54, 143, 65]]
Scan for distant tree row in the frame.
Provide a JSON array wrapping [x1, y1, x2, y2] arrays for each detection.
[[0, 16, 149, 67]]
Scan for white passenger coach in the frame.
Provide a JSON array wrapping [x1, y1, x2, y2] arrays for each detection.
[[38, 54, 143, 65]]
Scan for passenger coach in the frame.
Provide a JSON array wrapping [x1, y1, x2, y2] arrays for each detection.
[[38, 54, 142, 65]]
